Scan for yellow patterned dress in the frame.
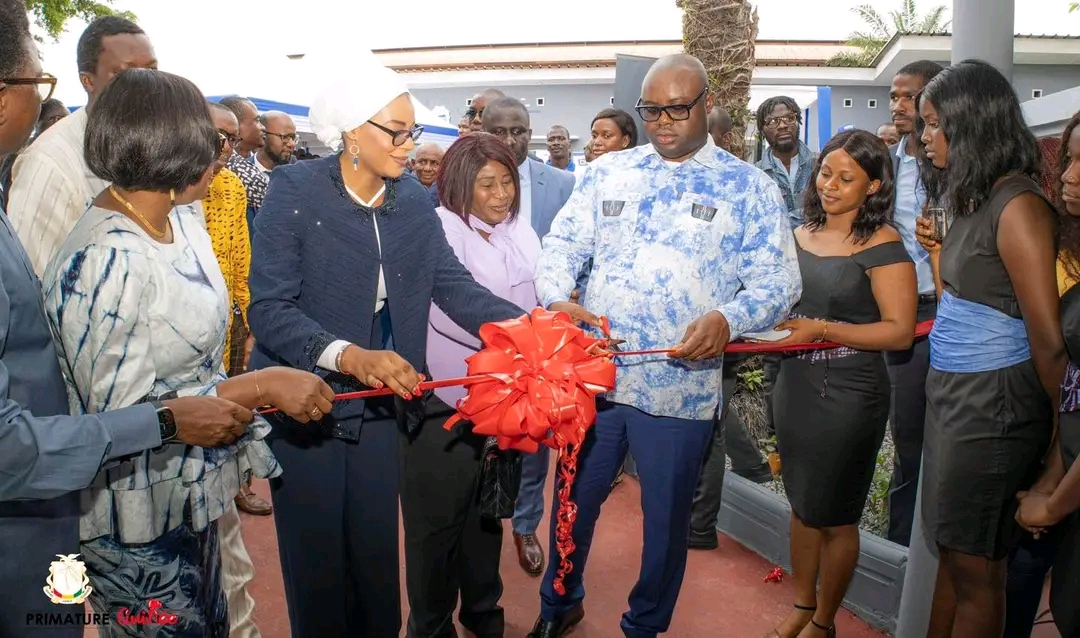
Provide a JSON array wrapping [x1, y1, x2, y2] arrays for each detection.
[[202, 168, 251, 376]]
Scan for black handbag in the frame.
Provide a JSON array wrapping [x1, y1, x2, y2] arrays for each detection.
[[478, 437, 522, 520]]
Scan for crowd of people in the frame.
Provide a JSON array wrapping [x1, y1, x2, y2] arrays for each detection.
[[0, 1, 1078, 638]]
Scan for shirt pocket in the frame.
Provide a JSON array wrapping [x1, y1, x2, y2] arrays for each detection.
[[665, 192, 732, 254], [596, 193, 641, 252]]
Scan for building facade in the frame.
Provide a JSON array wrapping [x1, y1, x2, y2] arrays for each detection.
[[373, 35, 1080, 156]]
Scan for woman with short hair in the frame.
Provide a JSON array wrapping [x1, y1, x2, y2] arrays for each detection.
[[41, 68, 334, 637]]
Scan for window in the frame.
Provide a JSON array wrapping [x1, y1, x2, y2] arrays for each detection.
[[843, 98, 853, 108], [465, 98, 472, 106], [1032, 89, 1044, 99], [536, 97, 545, 107], [867, 99, 878, 108], [610, 96, 615, 105]]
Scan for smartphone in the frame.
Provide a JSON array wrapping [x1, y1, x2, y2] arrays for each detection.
[[924, 207, 950, 242]]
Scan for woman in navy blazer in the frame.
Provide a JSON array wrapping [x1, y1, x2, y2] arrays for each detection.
[[247, 62, 523, 638]]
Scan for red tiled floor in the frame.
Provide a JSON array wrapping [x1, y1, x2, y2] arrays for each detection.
[[83, 467, 1065, 638], [234, 470, 886, 638]]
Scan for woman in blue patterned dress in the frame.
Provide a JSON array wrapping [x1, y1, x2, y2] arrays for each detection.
[[41, 69, 335, 637]]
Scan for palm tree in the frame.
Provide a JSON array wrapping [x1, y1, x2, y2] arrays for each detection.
[[677, 0, 759, 160], [828, 0, 950, 67]]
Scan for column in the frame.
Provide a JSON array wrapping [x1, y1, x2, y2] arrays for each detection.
[[894, 460, 937, 638], [951, 0, 1015, 80]]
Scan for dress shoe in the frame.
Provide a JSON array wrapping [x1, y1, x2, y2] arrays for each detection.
[[688, 529, 719, 550], [514, 532, 545, 575], [235, 484, 273, 516], [526, 603, 584, 638]]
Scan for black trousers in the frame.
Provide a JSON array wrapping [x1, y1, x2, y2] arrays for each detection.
[[884, 297, 936, 546], [400, 395, 504, 638], [690, 358, 770, 538], [267, 397, 402, 638]]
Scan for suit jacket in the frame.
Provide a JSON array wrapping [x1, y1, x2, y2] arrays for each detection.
[[0, 206, 159, 636], [526, 157, 576, 240], [247, 156, 523, 438]]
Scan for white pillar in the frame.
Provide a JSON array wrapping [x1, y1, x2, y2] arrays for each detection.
[[951, 0, 1015, 81]]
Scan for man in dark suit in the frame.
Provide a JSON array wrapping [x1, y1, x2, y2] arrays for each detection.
[[884, 60, 943, 547], [482, 96, 576, 577], [0, 5, 253, 635]]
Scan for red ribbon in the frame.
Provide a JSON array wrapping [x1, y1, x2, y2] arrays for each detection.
[[254, 315, 935, 595], [442, 309, 616, 595]]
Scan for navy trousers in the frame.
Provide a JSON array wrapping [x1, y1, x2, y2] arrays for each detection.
[[539, 400, 713, 638]]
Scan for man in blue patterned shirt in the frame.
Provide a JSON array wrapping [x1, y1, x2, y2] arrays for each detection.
[[530, 54, 801, 638]]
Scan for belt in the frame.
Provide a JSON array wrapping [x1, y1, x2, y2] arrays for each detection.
[[919, 293, 937, 305]]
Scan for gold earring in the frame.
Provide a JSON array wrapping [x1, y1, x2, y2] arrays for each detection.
[[169, 189, 175, 206]]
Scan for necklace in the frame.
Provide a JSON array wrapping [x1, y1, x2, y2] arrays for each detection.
[[109, 186, 168, 239]]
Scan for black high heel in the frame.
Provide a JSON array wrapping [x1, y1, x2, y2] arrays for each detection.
[[810, 618, 836, 638], [764, 604, 816, 638]]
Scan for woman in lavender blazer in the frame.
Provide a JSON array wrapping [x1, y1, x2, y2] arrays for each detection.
[[400, 133, 540, 638]]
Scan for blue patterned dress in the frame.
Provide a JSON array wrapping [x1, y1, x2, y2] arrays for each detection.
[[41, 204, 280, 637]]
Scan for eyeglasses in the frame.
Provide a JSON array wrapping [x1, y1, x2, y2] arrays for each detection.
[[367, 120, 424, 147], [763, 114, 798, 129], [0, 72, 57, 102], [218, 130, 240, 154], [634, 87, 707, 123], [265, 131, 299, 143], [465, 107, 483, 120]]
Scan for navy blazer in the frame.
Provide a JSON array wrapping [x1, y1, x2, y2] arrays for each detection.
[[247, 156, 524, 426]]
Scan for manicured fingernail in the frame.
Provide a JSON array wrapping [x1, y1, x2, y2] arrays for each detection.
[[375, 382, 383, 388]]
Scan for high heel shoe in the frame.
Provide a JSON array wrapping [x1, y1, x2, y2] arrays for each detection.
[[810, 618, 836, 638], [764, 603, 816, 638]]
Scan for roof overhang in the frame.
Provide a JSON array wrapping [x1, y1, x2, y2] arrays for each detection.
[[379, 35, 1080, 89]]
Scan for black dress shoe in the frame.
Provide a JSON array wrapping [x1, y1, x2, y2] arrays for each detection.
[[526, 603, 584, 637]]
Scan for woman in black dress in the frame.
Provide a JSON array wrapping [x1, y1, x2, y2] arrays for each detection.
[[766, 129, 918, 638], [914, 60, 1065, 638]]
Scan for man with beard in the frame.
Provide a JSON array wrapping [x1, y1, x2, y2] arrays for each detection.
[[255, 110, 297, 172], [754, 96, 813, 230], [530, 54, 799, 637]]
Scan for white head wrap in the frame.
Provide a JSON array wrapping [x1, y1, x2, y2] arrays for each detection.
[[309, 56, 410, 152]]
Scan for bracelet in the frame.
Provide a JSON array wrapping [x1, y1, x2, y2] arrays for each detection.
[[253, 369, 264, 405], [335, 344, 350, 372], [819, 320, 828, 342]]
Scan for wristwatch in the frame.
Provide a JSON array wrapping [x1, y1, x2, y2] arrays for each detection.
[[151, 401, 177, 443]]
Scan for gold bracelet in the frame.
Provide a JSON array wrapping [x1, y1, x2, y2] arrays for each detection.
[[253, 369, 263, 405], [820, 320, 829, 342]]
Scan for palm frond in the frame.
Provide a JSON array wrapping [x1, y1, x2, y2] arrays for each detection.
[[851, 4, 892, 39], [847, 32, 887, 51], [916, 5, 950, 33], [827, 50, 878, 67]]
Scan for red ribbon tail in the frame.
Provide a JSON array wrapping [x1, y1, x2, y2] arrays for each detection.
[[552, 440, 583, 596]]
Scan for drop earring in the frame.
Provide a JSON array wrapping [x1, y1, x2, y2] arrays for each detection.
[[349, 145, 360, 172], [169, 189, 175, 206]]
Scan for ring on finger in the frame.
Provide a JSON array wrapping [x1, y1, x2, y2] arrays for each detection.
[[310, 407, 323, 419]]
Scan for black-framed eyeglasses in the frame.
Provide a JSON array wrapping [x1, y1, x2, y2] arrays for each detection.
[[265, 131, 299, 143], [218, 130, 240, 154], [465, 107, 483, 120], [0, 72, 57, 102], [763, 113, 799, 129], [634, 87, 707, 123], [367, 120, 424, 147]]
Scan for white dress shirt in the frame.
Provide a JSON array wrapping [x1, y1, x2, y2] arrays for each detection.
[[517, 157, 533, 229]]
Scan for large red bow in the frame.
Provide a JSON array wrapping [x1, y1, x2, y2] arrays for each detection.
[[443, 309, 616, 595], [443, 308, 616, 451]]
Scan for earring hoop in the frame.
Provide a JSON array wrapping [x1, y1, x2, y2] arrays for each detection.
[[348, 144, 360, 171]]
